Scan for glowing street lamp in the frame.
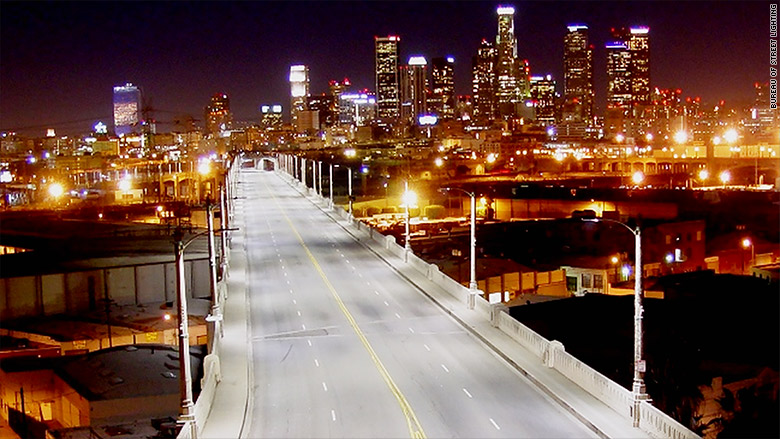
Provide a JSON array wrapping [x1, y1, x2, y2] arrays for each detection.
[[582, 217, 647, 427], [631, 171, 645, 186], [723, 128, 738, 144], [118, 175, 132, 192], [719, 170, 731, 186], [674, 131, 687, 145], [741, 238, 754, 274], [698, 169, 709, 181], [615, 133, 625, 143], [441, 187, 479, 309], [402, 184, 418, 254], [198, 160, 211, 176], [48, 182, 64, 198]]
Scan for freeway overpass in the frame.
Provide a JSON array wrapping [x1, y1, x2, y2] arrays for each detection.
[[199, 159, 696, 438]]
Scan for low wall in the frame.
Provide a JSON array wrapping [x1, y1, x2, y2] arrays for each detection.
[[0, 258, 211, 321]]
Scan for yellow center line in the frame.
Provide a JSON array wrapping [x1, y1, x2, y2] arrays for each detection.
[[265, 178, 426, 439]]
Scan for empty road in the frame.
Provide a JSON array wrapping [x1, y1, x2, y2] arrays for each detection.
[[239, 168, 596, 438]]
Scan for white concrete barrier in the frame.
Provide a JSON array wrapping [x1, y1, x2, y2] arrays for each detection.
[[551, 346, 634, 419], [194, 352, 221, 436], [640, 400, 698, 439], [497, 310, 550, 359]]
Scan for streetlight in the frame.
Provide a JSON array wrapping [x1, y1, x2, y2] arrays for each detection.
[[741, 238, 754, 274], [329, 163, 334, 209], [205, 196, 222, 337], [48, 182, 64, 198], [402, 182, 417, 254], [171, 220, 237, 435], [582, 217, 647, 427], [719, 170, 731, 187], [441, 187, 479, 309], [347, 166, 353, 218], [171, 227, 197, 435]]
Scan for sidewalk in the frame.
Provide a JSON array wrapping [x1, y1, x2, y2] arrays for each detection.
[[200, 185, 252, 438]]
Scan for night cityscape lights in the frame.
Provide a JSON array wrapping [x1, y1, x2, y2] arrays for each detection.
[[0, 3, 777, 439]]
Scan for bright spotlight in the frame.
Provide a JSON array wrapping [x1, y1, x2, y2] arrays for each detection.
[[674, 131, 687, 144], [48, 183, 64, 198], [724, 129, 738, 144]]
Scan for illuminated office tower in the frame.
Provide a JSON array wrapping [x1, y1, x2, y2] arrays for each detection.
[[408, 56, 428, 120], [431, 56, 455, 119], [339, 92, 376, 126], [530, 75, 557, 127], [260, 105, 283, 129], [399, 64, 413, 121], [562, 25, 594, 124], [113, 83, 142, 137], [495, 5, 518, 116], [606, 27, 650, 135], [605, 37, 632, 135], [375, 36, 401, 120], [472, 39, 497, 121], [628, 27, 650, 107], [290, 65, 310, 130], [205, 93, 232, 136]]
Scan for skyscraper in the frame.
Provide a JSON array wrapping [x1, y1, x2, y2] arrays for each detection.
[[530, 75, 556, 127], [495, 5, 519, 116], [204, 93, 232, 136], [375, 36, 401, 120], [472, 39, 497, 121], [562, 25, 594, 124], [606, 26, 651, 135], [628, 27, 650, 107], [431, 57, 455, 119], [113, 83, 142, 137], [290, 65, 310, 130], [408, 56, 428, 121]]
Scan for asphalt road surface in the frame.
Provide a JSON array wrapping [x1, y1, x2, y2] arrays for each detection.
[[241, 168, 596, 438]]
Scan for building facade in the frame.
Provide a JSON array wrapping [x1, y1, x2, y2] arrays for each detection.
[[562, 25, 594, 125], [431, 57, 455, 119], [204, 93, 232, 136], [408, 56, 428, 121], [375, 36, 401, 120], [113, 83, 142, 137], [472, 39, 497, 122], [289, 65, 310, 131]]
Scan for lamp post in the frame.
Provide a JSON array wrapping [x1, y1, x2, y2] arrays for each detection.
[[741, 238, 754, 274], [347, 166, 353, 218], [329, 163, 334, 209], [441, 187, 478, 309], [205, 196, 222, 336], [171, 227, 196, 436], [583, 217, 646, 427], [312, 159, 317, 194], [402, 182, 417, 255], [318, 160, 323, 197]]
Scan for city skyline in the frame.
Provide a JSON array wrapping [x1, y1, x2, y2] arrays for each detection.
[[0, 1, 769, 135]]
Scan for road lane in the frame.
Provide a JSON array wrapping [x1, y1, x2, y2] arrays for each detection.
[[243, 168, 596, 438]]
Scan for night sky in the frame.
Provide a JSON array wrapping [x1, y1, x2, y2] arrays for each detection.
[[0, 1, 769, 136]]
